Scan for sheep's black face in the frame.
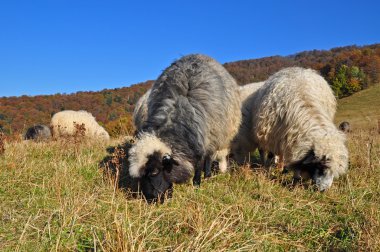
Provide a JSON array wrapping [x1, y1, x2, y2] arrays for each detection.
[[288, 150, 333, 191], [140, 152, 177, 203]]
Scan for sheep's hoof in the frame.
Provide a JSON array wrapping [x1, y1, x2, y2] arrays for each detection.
[[193, 180, 201, 187], [204, 172, 212, 179]]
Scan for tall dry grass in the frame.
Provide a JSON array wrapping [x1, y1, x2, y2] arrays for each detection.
[[0, 126, 379, 251], [0, 132, 6, 155]]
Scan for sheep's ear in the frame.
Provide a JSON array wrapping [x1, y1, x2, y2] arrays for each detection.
[[162, 154, 178, 173]]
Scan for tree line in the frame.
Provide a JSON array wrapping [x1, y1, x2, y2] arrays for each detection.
[[1, 44, 379, 137]]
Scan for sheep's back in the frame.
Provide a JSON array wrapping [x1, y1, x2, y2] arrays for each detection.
[[146, 54, 241, 157], [253, 67, 336, 157]]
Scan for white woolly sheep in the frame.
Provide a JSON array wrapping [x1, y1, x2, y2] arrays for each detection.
[[51, 110, 110, 141], [128, 54, 242, 202], [231, 67, 348, 191]]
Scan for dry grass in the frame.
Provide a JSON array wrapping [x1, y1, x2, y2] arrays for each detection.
[[0, 128, 379, 251], [0, 86, 379, 251], [0, 132, 5, 155]]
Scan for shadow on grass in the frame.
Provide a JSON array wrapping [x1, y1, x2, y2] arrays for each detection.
[[99, 139, 141, 198]]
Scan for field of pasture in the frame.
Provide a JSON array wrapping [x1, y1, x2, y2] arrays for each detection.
[[0, 85, 379, 251]]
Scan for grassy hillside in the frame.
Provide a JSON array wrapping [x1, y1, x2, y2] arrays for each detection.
[[336, 84, 380, 129], [0, 88, 379, 251]]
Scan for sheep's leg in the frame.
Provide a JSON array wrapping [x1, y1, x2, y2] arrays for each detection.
[[193, 157, 204, 187], [193, 167, 202, 187], [266, 152, 275, 169], [218, 156, 228, 173], [277, 155, 285, 171], [259, 148, 266, 167], [203, 155, 212, 178]]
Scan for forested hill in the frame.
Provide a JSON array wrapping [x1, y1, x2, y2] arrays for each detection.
[[0, 81, 153, 137], [224, 43, 380, 95], [1, 43, 380, 136]]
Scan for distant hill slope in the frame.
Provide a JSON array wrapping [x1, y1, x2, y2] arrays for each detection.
[[1, 43, 380, 136], [335, 84, 380, 129]]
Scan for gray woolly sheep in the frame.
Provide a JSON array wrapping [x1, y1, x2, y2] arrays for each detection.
[[24, 124, 51, 141], [133, 88, 231, 174], [128, 54, 241, 202], [231, 67, 348, 191], [338, 121, 351, 133], [51, 110, 110, 141]]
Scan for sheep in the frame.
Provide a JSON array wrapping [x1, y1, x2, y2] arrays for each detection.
[[338, 121, 351, 133], [128, 54, 242, 202], [24, 124, 52, 141], [51, 110, 110, 141], [133, 88, 231, 174], [132, 82, 267, 174], [231, 67, 348, 191], [133, 88, 230, 174]]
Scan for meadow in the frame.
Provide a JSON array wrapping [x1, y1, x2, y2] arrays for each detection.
[[0, 85, 379, 251]]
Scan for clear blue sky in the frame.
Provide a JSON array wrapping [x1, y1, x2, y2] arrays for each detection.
[[1, 0, 379, 97]]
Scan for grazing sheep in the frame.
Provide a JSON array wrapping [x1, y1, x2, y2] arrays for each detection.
[[231, 67, 348, 191], [24, 124, 51, 141], [51, 110, 110, 141], [133, 88, 231, 174], [133, 89, 230, 175], [132, 83, 267, 174], [128, 54, 241, 202], [133, 88, 151, 133], [339, 121, 351, 133]]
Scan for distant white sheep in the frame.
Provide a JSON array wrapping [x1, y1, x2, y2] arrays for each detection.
[[231, 67, 348, 191], [51, 110, 110, 141]]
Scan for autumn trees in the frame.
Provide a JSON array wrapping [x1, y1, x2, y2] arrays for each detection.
[[224, 44, 380, 98], [1, 44, 380, 137]]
